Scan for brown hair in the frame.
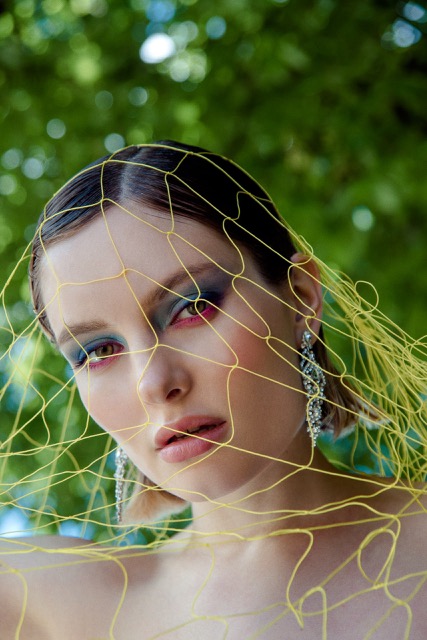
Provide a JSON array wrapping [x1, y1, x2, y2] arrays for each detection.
[[30, 141, 362, 523]]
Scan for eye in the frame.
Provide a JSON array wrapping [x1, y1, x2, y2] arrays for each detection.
[[74, 340, 124, 370], [171, 293, 222, 327], [184, 300, 209, 316], [89, 343, 118, 362]]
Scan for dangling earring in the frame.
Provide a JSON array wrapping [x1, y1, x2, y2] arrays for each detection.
[[300, 330, 326, 446], [114, 447, 128, 524]]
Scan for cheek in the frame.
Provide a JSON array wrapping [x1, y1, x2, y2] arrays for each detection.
[[197, 300, 304, 414], [77, 381, 113, 433], [224, 323, 305, 448], [222, 302, 300, 383], [228, 331, 303, 409], [75, 372, 145, 440]]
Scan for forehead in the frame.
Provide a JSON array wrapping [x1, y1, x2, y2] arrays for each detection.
[[43, 205, 243, 278], [40, 205, 244, 321]]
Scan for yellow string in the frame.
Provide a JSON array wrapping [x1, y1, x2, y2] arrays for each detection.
[[1, 147, 426, 638]]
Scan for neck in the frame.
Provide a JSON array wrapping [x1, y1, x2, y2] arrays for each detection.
[[183, 429, 408, 545]]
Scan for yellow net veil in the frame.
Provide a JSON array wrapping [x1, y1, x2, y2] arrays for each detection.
[[1, 141, 427, 638]]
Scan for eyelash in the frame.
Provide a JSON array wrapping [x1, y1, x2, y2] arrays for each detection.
[[171, 291, 223, 327], [74, 341, 124, 371], [73, 292, 224, 370]]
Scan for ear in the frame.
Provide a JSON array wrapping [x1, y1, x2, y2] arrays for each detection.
[[288, 253, 322, 345]]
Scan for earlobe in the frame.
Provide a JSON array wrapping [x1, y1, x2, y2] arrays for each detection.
[[288, 253, 322, 344]]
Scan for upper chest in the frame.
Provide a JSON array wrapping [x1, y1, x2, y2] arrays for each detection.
[[108, 540, 427, 640], [16, 530, 427, 640]]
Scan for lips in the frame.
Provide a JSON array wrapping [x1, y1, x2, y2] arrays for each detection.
[[155, 416, 226, 450], [154, 416, 227, 463]]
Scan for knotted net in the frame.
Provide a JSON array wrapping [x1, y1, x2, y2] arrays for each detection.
[[1, 142, 427, 638]]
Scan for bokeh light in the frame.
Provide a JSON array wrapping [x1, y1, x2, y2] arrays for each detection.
[[139, 33, 176, 63], [0, 175, 18, 196], [46, 118, 66, 139], [128, 86, 149, 106], [392, 19, 422, 47], [205, 16, 227, 40], [2, 149, 23, 170], [146, 0, 175, 23], [352, 206, 375, 232], [104, 133, 126, 153], [95, 90, 114, 110], [22, 158, 44, 180], [402, 2, 427, 22]]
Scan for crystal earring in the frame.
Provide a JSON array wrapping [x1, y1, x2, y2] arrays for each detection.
[[114, 447, 128, 524], [300, 330, 326, 446]]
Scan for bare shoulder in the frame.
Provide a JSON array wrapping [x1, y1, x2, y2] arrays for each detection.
[[0, 534, 107, 584], [0, 532, 139, 583], [0, 535, 132, 639], [0, 534, 93, 563]]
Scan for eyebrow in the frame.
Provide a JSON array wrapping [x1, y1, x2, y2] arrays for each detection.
[[56, 262, 229, 348]]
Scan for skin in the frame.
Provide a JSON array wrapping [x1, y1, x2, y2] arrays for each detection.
[[40, 205, 321, 506], [1, 206, 427, 639]]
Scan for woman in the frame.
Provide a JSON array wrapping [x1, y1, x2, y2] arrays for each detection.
[[1, 141, 426, 639]]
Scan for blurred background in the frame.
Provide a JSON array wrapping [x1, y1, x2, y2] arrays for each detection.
[[1, 0, 426, 539]]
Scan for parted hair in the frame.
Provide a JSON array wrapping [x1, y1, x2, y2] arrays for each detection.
[[30, 141, 361, 523]]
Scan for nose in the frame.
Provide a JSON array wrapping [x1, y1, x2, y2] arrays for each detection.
[[137, 344, 192, 406]]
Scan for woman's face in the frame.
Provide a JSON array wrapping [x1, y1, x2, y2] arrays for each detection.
[[40, 205, 312, 503]]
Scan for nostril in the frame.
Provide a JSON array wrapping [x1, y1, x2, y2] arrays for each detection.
[[166, 388, 180, 401]]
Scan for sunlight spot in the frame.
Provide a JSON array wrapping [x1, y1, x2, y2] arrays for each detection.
[[139, 33, 176, 63], [352, 206, 375, 232]]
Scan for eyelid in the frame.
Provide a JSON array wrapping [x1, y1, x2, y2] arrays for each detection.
[[171, 290, 204, 311], [170, 290, 224, 325], [70, 336, 125, 369]]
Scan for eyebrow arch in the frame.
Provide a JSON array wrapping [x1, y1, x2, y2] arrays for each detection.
[[56, 262, 229, 348]]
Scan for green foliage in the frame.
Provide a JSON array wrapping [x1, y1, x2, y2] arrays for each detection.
[[1, 0, 426, 538]]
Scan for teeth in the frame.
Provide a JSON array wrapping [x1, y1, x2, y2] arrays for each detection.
[[187, 424, 215, 435], [168, 424, 217, 444]]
